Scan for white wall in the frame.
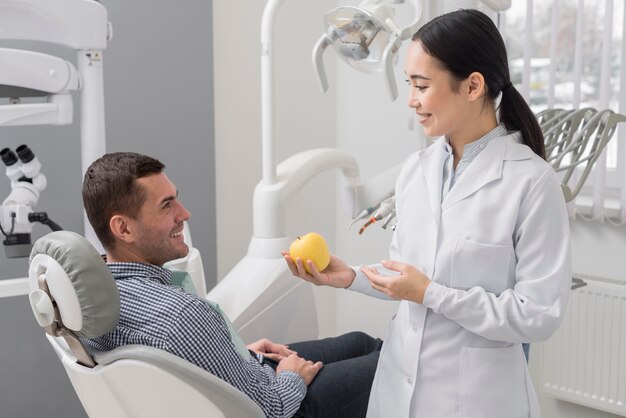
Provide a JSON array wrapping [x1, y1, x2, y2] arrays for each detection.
[[213, 1, 625, 417], [213, 0, 339, 336]]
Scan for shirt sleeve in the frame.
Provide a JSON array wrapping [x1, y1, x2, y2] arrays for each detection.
[[348, 264, 398, 300], [163, 299, 307, 418], [347, 229, 401, 300], [422, 166, 572, 343]]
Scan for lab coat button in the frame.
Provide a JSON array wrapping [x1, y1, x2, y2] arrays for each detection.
[[407, 377, 413, 385]]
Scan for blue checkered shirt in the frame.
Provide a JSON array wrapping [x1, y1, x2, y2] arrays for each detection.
[[85, 262, 306, 418]]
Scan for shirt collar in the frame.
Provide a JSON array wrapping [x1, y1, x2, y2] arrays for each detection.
[[443, 124, 507, 157], [107, 262, 173, 286]]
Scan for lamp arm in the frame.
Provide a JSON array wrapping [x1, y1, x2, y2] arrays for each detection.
[[399, 0, 424, 40], [312, 35, 331, 93]]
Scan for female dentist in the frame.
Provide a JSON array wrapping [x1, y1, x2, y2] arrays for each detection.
[[284, 9, 571, 418]]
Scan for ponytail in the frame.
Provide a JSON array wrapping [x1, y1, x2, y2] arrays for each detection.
[[499, 86, 546, 160]]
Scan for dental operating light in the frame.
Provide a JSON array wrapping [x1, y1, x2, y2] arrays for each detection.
[[314, 0, 512, 101], [314, 0, 422, 101]]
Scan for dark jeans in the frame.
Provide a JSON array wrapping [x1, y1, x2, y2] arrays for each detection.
[[265, 331, 382, 418]]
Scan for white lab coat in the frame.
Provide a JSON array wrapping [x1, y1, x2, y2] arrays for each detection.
[[349, 132, 571, 418]]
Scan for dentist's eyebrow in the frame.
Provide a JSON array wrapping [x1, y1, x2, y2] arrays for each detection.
[[409, 74, 431, 81], [404, 71, 431, 81]]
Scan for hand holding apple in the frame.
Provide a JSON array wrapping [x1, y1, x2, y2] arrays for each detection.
[[289, 232, 330, 274], [283, 233, 356, 289]]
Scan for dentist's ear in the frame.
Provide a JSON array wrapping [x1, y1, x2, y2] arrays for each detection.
[[465, 71, 486, 101], [109, 215, 134, 244]]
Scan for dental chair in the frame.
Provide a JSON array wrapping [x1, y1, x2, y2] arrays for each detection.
[[544, 109, 626, 202], [27, 230, 264, 418]]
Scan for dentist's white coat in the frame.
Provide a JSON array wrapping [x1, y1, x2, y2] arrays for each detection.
[[349, 132, 571, 418]]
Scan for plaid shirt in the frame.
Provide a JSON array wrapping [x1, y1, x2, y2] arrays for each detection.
[[85, 262, 306, 418]]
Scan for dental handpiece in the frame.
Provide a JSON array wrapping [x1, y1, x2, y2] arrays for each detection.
[[349, 206, 377, 229], [358, 196, 396, 235], [381, 209, 396, 229]]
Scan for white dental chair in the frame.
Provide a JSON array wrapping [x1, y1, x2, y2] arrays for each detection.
[[27, 231, 264, 418]]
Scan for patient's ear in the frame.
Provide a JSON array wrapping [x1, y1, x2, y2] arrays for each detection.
[[109, 215, 134, 244]]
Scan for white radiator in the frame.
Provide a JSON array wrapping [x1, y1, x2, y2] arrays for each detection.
[[541, 274, 626, 416]]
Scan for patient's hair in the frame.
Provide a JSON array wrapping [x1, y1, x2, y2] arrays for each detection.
[[82, 152, 164, 250]]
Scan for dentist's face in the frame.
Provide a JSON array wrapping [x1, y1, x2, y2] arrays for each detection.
[[404, 41, 469, 139], [128, 173, 191, 266]]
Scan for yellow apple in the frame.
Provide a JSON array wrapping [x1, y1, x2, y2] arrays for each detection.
[[289, 232, 330, 274]]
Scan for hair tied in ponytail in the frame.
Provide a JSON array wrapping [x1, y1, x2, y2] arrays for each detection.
[[501, 82, 513, 93]]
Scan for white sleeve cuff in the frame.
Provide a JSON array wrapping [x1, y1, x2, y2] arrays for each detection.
[[346, 266, 371, 292], [421, 281, 450, 313]]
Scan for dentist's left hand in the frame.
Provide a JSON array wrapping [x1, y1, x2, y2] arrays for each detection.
[[247, 338, 295, 362]]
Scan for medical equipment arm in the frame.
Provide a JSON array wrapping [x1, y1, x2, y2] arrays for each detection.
[[253, 148, 360, 239], [0, 0, 110, 251]]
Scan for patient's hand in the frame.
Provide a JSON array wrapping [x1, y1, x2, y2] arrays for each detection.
[[247, 338, 294, 362], [277, 353, 323, 385]]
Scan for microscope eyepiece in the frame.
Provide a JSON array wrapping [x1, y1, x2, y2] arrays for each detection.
[[1, 148, 18, 167], [16, 144, 35, 163]]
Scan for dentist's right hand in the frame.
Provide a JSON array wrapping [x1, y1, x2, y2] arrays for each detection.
[[282, 251, 356, 289]]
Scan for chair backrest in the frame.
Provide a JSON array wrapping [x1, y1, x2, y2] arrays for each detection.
[[548, 110, 626, 202], [28, 231, 264, 418], [538, 108, 626, 202]]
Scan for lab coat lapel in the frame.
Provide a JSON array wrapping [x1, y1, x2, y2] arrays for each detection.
[[418, 137, 447, 223], [441, 136, 507, 211]]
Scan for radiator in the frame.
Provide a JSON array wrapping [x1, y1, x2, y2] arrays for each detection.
[[541, 274, 626, 416]]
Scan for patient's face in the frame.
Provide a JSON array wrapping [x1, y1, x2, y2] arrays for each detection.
[[128, 172, 191, 266]]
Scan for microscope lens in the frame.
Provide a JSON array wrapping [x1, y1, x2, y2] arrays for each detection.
[[0, 147, 18, 166], [16, 144, 35, 163]]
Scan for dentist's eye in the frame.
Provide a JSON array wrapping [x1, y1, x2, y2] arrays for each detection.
[[415, 85, 427, 91]]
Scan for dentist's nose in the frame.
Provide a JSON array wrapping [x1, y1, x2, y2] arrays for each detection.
[[407, 88, 418, 109]]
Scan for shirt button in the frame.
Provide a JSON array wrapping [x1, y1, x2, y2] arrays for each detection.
[[480, 143, 485, 149]]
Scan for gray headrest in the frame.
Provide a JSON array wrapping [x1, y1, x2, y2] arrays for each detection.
[[28, 231, 119, 339]]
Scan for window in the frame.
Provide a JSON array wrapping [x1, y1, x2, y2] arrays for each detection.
[[503, 0, 626, 221]]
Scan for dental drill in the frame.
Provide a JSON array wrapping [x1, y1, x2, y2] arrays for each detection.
[[1, 145, 62, 258], [358, 194, 395, 234]]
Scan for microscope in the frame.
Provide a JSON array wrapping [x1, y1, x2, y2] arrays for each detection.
[[0, 145, 61, 258]]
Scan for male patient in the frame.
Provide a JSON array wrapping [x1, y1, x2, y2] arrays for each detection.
[[81, 152, 381, 418]]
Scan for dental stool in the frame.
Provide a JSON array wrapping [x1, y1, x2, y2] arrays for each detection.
[[27, 231, 264, 418]]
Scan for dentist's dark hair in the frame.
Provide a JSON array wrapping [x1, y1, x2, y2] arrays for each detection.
[[82, 152, 165, 250], [412, 9, 545, 159]]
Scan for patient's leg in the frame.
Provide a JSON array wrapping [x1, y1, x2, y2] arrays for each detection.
[[288, 331, 382, 364], [289, 332, 382, 418]]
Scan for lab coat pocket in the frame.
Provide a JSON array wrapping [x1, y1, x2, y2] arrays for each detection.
[[460, 345, 529, 418], [451, 239, 512, 294]]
